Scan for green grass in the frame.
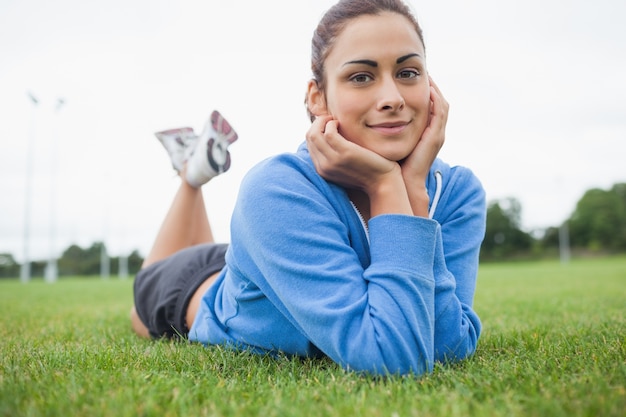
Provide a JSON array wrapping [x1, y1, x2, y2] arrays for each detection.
[[1, 257, 624, 417]]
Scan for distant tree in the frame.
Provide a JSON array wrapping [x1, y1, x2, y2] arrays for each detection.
[[481, 197, 533, 260], [84, 242, 107, 275], [57, 241, 107, 276], [2, 242, 144, 280], [568, 183, 626, 251], [541, 227, 559, 248], [57, 242, 144, 277], [0, 253, 20, 279], [540, 226, 560, 249], [58, 244, 85, 276], [127, 250, 144, 274]]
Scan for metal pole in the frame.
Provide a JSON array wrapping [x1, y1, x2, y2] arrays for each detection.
[[101, 163, 110, 279], [20, 92, 39, 283], [118, 254, 129, 279], [100, 243, 110, 279], [559, 222, 571, 264], [44, 98, 65, 283]]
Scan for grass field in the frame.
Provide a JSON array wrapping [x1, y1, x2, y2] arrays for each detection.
[[1, 257, 625, 417]]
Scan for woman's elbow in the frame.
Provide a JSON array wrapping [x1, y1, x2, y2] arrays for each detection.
[[341, 345, 435, 377], [434, 318, 481, 363]]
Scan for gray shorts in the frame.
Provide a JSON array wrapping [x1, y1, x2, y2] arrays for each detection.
[[133, 243, 228, 339]]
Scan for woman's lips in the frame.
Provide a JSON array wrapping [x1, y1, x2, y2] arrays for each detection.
[[368, 121, 409, 135]]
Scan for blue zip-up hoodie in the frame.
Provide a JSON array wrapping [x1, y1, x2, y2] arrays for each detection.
[[190, 142, 486, 376]]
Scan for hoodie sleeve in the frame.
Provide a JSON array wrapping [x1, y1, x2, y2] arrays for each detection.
[[229, 155, 440, 376], [430, 165, 486, 362]]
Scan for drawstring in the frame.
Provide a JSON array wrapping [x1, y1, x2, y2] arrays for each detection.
[[428, 170, 442, 219]]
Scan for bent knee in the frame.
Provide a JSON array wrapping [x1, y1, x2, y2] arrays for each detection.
[[130, 306, 151, 339]]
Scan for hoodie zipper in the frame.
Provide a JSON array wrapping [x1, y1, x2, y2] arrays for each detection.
[[350, 200, 370, 243], [349, 170, 442, 240]]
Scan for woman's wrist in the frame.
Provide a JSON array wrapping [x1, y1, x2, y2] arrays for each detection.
[[408, 188, 429, 217], [402, 175, 430, 217], [366, 167, 413, 218]]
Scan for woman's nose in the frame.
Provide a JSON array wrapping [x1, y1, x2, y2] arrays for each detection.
[[377, 78, 405, 112]]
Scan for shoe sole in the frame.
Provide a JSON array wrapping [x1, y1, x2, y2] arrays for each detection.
[[206, 110, 238, 174], [155, 127, 195, 144], [154, 127, 196, 171]]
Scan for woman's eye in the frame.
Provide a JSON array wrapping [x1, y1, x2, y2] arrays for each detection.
[[350, 73, 373, 84], [398, 69, 419, 80]]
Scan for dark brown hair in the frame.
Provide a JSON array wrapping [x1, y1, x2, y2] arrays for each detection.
[[306, 0, 425, 121]]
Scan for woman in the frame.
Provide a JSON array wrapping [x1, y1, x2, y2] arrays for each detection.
[[132, 0, 486, 376]]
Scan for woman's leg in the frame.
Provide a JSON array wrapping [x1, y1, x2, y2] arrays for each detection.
[[186, 269, 221, 329], [141, 177, 214, 269], [131, 176, 214, 338], [142, 109, 237, 267], [130, 306, 150, 338], [131, 110, 237, 338]]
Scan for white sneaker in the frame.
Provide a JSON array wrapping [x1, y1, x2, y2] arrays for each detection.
[[155, 127, 198, 173], [185, 110, 238, 188]]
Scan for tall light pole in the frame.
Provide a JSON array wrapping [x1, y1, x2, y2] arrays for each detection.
[[559, 221, 571, 264], [44, 98, 65, 283], [21, 92, 39, 283]]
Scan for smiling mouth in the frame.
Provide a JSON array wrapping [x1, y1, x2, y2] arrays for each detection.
[[368, 121, 410, 135]]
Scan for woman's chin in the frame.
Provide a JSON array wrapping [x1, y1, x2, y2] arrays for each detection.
[[379, 148, 413, 162]]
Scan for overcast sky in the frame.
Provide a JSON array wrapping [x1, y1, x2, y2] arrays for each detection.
[[1, 0, 625, 262]]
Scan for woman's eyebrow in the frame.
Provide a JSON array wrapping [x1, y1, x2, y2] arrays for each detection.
[[343, 53, 422, 68], [397, 53, 422, 64], [343, 59, 377, 67]]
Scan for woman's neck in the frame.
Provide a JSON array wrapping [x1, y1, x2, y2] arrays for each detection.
[[347, 189, 371, 222]]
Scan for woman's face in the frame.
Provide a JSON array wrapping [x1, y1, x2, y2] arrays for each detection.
[[315, 12, 430, 161]]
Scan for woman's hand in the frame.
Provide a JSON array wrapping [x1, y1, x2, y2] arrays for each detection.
[[401, 76, 448, 183], [306, 115, 400, 194], [400, 77, 449, 217], [307, 115, 413, 218]]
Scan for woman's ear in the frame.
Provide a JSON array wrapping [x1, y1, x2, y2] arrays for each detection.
[[306, 79, 327, 118]]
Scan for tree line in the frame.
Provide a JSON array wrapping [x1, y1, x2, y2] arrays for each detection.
[[1, 182, 624, 278], [0, 243, 143, 279], [481, 182, 626, 260]]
